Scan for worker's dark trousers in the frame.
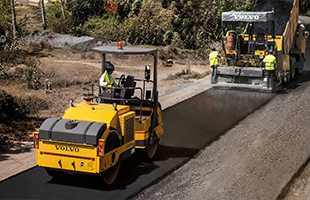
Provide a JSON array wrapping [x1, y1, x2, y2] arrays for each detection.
[[211, 65, 218, 76], [211, 65, 218, 84], [267, 70, 275, 88]]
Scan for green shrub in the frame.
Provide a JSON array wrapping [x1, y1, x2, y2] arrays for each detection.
[[0, 90, 48, 125], [81, 14, 125, 41], [25, 63, 45, 90], [0, 90, 23, 125], [46, 1, 68, 33]]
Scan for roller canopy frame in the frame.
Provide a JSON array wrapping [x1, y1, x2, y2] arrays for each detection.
[[222, 11, 275, 22], [91, 45, 159, 141]]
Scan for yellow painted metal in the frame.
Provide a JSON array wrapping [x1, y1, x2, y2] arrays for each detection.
[[255, 51, 265, 56], [135, 146, 145, 149], [226, 49, 236, 55], [36, 140, 99, 173], [242, 34, 283, 52], [283, 0, 299, 55], [63, 102, 130, 125], [99, 140, 135, 172], [135, 116, 151, 133], [135, 131, 150, 141], [155, 123, 164, 138], [36, 96, 163, 176], [283, 55, 290, 71], [119, 111, 135, 143]]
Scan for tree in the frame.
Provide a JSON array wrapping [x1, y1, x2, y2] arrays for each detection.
[[40, 0, 47, 30], [59, 0, 66, 23], [10, 0, 16, 39]]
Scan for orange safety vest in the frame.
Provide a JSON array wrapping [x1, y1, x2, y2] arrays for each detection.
[[227, 35, 233, 49]]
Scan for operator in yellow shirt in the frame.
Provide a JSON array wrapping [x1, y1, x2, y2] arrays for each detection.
[[99, 62, 116, 92]]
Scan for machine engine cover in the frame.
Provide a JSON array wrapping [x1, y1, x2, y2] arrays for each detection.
[[39, 118, 106, 146]]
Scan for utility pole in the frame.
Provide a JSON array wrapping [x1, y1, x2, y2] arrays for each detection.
[[10, 0, 17, 39], [40, 0, 47, 30]]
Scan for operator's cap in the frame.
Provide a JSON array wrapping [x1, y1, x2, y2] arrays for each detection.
[[269, 49, 273, 53], [211, 46, 216, 50]]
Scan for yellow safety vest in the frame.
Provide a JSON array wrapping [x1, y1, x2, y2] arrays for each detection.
[[263, 54, 276, 70], [101, 71, 114, 92], [209, 51, 218, 67]]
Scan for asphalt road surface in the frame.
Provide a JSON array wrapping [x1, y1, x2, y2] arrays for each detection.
[[0, 89, 274, 200]]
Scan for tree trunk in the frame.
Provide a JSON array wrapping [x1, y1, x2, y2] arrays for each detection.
[[59, 0, 66, 23], [10, 0, 17, 39], [40, 0, 47, 30]]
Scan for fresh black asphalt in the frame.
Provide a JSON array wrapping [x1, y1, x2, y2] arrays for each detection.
[[0, 88, 274, 200]]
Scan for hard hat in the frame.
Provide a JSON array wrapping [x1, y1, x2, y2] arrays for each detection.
[[106, 62, 115, 71], [224, 28, 228, 32], [269, 49, 273, 54], [211, 46, 216, 51]]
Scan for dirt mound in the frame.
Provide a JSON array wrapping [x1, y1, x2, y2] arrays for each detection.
[[23, 30, 93, 48], [73, 38, 112, 52]]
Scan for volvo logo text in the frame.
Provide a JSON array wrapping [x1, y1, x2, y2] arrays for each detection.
[[233, 14, 259, 20], [55, 145, 79, 152]]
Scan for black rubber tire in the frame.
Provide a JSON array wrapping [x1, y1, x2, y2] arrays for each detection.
[[290, 64, 296, 80], [103, 132, 121, 185], [146, 133, 159, 159], [103, 162, 120, 185], [104, 132, 121, 153], [271, 76, 276, 93], [296, 58, 304, 75]]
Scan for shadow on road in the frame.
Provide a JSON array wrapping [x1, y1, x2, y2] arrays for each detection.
[[47, 144, 199, 191], [284, 71, 310, 90], [0, 142, 33, 162]]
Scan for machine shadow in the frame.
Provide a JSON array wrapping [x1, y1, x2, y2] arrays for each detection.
[[284, 71, 310, 90], [48, 144, 199, 191]]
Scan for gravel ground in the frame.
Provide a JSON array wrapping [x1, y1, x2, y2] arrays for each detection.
[[133, 16, 310, 200], [277, 15, 310, 200], [23, 30, 93, 48], [134, 65, 310, 200]]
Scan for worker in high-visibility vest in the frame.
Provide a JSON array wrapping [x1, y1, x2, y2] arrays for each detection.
[[263, 49, 277, 87], [263, 49, 276, 71], [209, 46, 221, 83], [99, 62, 115, 92]]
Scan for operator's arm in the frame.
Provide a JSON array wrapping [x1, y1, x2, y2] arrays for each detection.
[[99, 74, 108, 87]]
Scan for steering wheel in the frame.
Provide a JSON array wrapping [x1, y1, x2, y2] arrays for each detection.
[[118, 74, 126, 87]]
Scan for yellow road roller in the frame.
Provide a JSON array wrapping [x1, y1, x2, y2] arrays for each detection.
[[33, 43, 164, 184]]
